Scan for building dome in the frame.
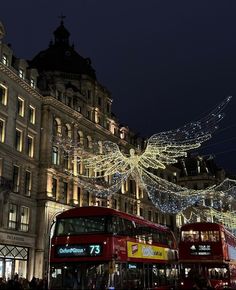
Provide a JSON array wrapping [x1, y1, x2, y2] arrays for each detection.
[[29, 21, 96, 79]]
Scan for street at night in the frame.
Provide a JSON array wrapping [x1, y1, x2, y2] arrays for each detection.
[[1, 1, 236, 290]]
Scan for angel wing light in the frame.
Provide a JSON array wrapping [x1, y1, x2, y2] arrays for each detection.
[[64, 97, 234, 213]]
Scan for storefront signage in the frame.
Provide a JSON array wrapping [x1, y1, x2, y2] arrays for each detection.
[[0, 231, 35, 247], [190, 244, 211, 255], [56, 244, 102, 257], [127, 241, 168, 260]]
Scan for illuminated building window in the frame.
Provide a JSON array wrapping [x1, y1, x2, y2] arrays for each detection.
[[29, 105, 36, 124], [95, 110, 100, 124], [30, 78, 36, 88], [20, 206, 29, 232], [120, 131, 125, 139], [19, 68, 25, 79], [86, 136, 92, 148], [15, 129, 23, 152], [24, 170, 32, 196], [65, 124, 72, 138], [0, 83, 8, 105], [2, 54, 8, 66], [27, 135, 34, 158], [0, 119, 5, 143], [17, 97, 25, 117], [139, 188, 143, 199], [77, 130, 83, 144], [8, 203, 17, 229], [52, 146, 59, 165], [13, 165, 20, 193], [52, 178, 57, 198], [53, 118, 62, 135]]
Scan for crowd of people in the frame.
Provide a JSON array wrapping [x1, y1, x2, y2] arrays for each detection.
[[0, 275, 48, 290]]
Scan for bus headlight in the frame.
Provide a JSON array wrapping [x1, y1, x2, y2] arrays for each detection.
[[223, 282, 228, 285]]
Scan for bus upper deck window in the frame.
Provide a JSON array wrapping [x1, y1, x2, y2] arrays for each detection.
[[182, 231, 199, 242], [201, 231, 220, 242]]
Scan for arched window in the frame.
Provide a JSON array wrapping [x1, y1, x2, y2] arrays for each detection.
[[52, 146, 59, 165], [65, 123, 72, 138], [53, 118, 62, 136], [77, 130, 84, 145], [86, 136, 92, 148]]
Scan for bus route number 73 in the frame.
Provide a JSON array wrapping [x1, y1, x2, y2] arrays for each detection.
[[89, 244, 101, 255]]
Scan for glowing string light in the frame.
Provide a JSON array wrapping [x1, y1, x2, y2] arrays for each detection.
[[55, 97, 235, 213]]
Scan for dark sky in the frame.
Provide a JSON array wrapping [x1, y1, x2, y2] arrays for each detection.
[[1, 0, 236, 173]]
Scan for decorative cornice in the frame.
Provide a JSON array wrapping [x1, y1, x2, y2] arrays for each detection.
[[42, 96, 83, 121], [0, 62, 42, 101]]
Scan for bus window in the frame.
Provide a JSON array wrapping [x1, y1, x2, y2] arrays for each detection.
[[108, 215, 126, 235], [55, 216, 107, 236], [201, 231, 220, 242], [182, 231, 199, 242], [209, 231, 220, 242], [50, 268, 62, 288]]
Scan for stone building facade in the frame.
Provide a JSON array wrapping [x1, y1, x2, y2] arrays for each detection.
[[0, 20, 175, 280], [173, 154, 226, 227], [0, 25, 41, 279]]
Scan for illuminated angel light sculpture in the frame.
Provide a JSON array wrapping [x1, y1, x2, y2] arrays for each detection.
[[59, 96, 235, 213]]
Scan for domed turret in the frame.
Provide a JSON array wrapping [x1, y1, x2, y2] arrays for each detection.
[[53, 20, 70, 46], [29, 20, 96, 79]]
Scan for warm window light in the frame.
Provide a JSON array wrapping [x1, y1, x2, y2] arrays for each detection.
[[120, 131, 125, 139], [0, 83, 8, 105], [29, 105, 36, 124], [17, 97, 25, 117], [0, 119, 5, 143], [19, 68, 24, 79], [15, 129, 23, 152]]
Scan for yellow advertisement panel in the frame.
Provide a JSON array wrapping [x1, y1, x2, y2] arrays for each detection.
[[127, 241, 169, 260]]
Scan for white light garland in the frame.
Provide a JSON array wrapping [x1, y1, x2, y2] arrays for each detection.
[[55, 97, 235, 214], [180, 206, 236, 233]]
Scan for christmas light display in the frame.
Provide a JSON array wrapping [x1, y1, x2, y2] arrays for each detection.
[[55, 96, 235, 213], [180, 206, 236, 233]]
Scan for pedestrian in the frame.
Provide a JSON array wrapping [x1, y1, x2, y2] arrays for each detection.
[[29, 277, 37, 290]]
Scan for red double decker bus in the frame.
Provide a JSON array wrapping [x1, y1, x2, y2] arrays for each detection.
[[49, 206, 178, 290], [179, 222, 236, 289]]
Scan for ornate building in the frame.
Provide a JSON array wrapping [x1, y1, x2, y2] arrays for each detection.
[[0, 20, 175, 280], [173, 154, 226, 227]]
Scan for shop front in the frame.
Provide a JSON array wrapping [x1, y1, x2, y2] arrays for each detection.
[[0, 231, 35, 280]]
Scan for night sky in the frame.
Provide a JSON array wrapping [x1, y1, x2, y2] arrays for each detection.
[[1, 1, 236, 173]]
